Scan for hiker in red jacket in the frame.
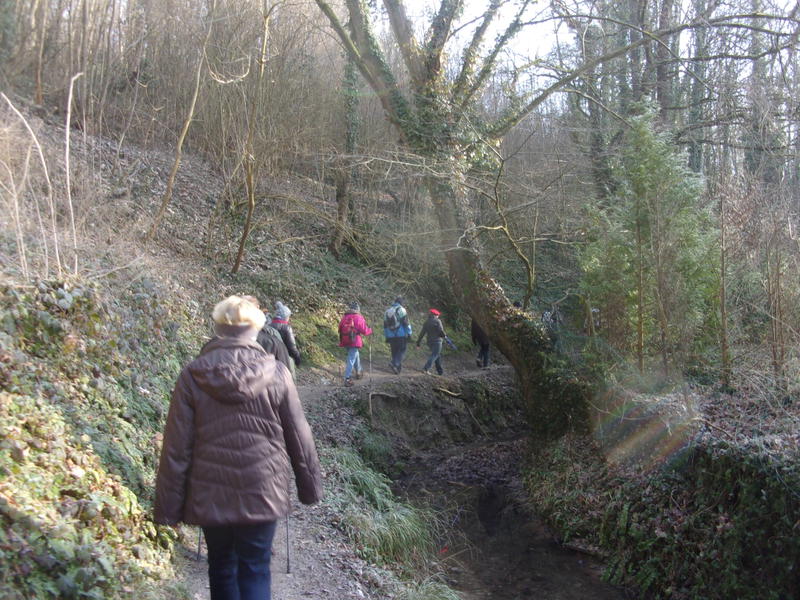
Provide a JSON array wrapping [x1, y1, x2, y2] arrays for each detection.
[[338, 301, 372, 386]]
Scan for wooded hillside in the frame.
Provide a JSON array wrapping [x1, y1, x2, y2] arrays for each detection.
[[3, 0, 799, 399]]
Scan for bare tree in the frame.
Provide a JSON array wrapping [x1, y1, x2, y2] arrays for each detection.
[[232, 0, 273, 273], [146, 0, 216, 242], [329, 53, 359, 258]]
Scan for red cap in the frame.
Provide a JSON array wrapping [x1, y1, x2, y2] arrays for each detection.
[[429, 308, 441, 316]]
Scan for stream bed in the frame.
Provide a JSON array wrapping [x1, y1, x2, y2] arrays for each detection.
[[395, 438, 630, 600]]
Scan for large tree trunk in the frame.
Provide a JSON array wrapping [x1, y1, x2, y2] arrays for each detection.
[[426, 174, 590, 441], [330, 55, 359, 258], [329, 169, 352, 258]]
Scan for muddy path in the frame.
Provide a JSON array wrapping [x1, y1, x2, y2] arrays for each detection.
[[177, 347, 630, 599]]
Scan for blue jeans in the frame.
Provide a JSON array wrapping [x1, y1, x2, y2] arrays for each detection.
[[388, 336, 408, 372], [203, 521, 278, 600], [423, 339, 443, 374], [344, 346, 361, 380]]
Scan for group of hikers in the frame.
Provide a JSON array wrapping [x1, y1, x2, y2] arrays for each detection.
[[337, 296, 492, 386], [153, 293, 492, 600]]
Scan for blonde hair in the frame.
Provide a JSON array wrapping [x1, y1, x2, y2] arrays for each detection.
[[212, 295, 266, 330], [240, 295, 260, 308]]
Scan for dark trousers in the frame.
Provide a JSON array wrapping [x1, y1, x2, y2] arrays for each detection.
[[388, 336, 408, 371], [477, 343, 490, 367], [202, 521, 278, 600]]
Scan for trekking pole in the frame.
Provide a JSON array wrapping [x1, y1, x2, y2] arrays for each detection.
[[285, 516, 291, 574], [368, 336, 373, 383], [196, 528, 202, 561], [368, 337, 374, 423]]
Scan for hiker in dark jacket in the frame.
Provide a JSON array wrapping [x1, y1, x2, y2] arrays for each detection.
[[383, 296, 412, 374], [238, 296, 295, 379], [256, 315, 295, 378], [416, 308, 446, 375], [271, 301, 301, 368], [471, 318, 491, 368], [338, 301, 372, 386], [154, 295, 322, 600]]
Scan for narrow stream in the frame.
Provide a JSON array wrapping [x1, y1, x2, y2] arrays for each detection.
[[395, 438, 630, 600]]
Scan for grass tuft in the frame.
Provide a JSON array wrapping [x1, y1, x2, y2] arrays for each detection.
[[323, 448, 438, 569]]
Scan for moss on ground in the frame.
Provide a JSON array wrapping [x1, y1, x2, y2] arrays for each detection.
[[524, 434, 800, 599], [0, 278, 203, 599]]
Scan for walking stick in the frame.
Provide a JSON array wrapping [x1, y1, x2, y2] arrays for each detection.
[[285, 516, 291, 574], [367, 337, 375, 422], [196, 528, 202, 561]]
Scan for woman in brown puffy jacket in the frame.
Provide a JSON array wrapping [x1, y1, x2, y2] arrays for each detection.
[[154, 295, 322, 600]]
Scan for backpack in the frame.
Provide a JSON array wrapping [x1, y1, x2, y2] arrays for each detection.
[[384, 306, 401, 330], [256, 325, 296, 379], [258, 324, 283, 347], [339, 314, 357, 343]]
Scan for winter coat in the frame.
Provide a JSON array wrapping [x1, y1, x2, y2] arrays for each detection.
[[256, 324, 296, 380], [338, 310, 372, 348], [471, 319, 490, 346], [383, 303, 412, 339], [417, 315, 445, 345], [271, 319, 301, 366], [154, 325, 322, 527]]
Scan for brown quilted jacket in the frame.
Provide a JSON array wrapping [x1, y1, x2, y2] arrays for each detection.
[[153, 325, 322, 526]]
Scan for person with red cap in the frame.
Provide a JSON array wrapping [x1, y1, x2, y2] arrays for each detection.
[[416, 308, 447, 375]]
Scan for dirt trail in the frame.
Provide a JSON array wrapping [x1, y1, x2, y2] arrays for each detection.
[[177, 346, 627, 599], [176, 501, 369, 600]]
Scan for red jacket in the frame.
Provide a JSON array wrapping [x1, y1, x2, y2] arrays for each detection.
[[338, 311, 372, 348]]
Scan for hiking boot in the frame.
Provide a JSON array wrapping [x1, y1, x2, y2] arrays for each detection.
[[344, 378, 354, 387], [422, 368, 431, 375], [355, 370, 364, 380], [389, 362, 398, 374], [476, 357, 482, 367]]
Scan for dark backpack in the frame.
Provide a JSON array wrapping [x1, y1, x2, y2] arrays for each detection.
[[383, 306, 400, 330]]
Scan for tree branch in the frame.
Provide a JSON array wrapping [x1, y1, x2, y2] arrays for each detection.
[[451, 0, 503, 105], [484, 12, 798, 139], [458, 0, 532, 111], [423, 0, 464, 86], [382, 0, 427, 90], [315, 0, 413, 136]]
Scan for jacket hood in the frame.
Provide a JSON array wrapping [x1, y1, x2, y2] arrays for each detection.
[[190, 334, 273, 404]]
